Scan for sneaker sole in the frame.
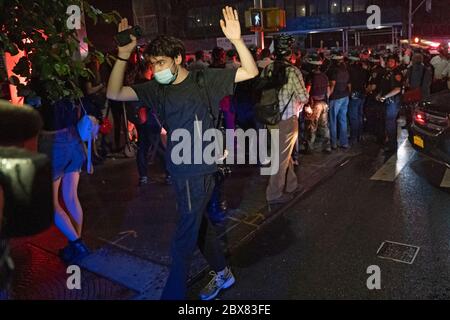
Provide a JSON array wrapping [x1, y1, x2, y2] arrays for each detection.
[[200, 276, 235, 301]]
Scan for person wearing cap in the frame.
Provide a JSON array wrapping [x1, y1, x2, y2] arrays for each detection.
[[304, 54, 331, 154], [328, 50, 351, 149], [319, 51, 332, 75], [348, 51, 370, 145], [377, 54, 404, 154], [263, 34, 309, 205]]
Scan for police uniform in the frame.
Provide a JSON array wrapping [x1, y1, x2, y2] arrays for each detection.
[[365, 64, 385, 143], [379, 67, 404, 151]]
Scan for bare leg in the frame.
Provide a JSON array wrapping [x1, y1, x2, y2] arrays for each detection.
[[61, 172, 83, 238], [53, 177, 78, 241]]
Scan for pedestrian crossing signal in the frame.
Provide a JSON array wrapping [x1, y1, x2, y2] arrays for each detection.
[[246, 8, 263, 31], [245, 8, 286, 32], [251, 10, 262, 27]]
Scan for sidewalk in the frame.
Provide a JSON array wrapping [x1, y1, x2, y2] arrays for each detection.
[[1, 146, 362, 300]]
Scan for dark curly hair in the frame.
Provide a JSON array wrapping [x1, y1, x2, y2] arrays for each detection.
[[144, 35, 186, 64]]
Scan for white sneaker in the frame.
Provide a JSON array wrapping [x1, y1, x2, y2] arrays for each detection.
[[199, 267, 235, 301]]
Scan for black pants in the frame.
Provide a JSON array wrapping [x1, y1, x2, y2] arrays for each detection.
[[161, 174, 227, 300], [135, 122, 166, 178], [110, 100, 124, 151], [365, 97, 385, 144]]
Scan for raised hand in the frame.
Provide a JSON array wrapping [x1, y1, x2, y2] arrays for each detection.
[[117, 18, 137, 57], [220, 6, 241, 42]]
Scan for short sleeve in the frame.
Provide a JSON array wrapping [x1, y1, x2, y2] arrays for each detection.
[[392, 71, 404, 87], [130, 80, 158, 108], [203, 68, 237, 99], [329, 68, 338, 82]]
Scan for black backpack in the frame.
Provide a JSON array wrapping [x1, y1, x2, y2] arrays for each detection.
[[253, 61, 294, 125]]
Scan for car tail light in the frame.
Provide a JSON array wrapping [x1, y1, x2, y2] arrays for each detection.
[[414, 111, 426, 126]]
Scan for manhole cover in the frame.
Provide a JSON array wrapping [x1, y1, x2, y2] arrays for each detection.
[[376, 241, 420, 265]]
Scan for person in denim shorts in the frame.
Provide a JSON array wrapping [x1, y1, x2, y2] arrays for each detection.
[[35, 98, 91, 264]]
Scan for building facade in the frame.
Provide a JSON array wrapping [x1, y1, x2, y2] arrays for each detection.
[[85, 0, 449, 53], [147, 0, 406, 52]]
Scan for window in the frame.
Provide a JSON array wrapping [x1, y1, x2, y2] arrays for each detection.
[[296, 0, 306, 17], [285, 0, 295, 19], [342, 0, 353, 12], [330, 0, 340, 14], [318, 0, 328, 14], [354, 0, 368, 12], [309, 0, 317, 16]]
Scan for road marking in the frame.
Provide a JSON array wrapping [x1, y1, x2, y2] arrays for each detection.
[[370, 140, 416, 182], [441, 169, 450, 188], [97, 230, 138, 252]]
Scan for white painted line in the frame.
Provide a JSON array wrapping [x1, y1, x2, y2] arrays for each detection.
[[370, 140, 416, 182], [440, 169, 450, 188], [376, 240, 421, 265], [97, 237, 133, 252]]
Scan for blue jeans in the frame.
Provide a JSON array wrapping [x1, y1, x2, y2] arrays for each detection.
[[384, 97, 401, 150], [329, 96, 349, 147], [348, 96, 366, 144], [160, 174, 226, 300]]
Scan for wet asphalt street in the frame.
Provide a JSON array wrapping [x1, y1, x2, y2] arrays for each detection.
[[190, 137, 450, 300]]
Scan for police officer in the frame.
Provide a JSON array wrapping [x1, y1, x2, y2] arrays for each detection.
[[365, 53, 385, 144], [377, 54, 404, 154], [348, 51, 370, 145]]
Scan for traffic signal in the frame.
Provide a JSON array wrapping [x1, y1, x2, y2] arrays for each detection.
[[264, 8, 286, 31], [245, 8, 286, 32], [245, 8, 263, 31], [251, 9, 263, 28]]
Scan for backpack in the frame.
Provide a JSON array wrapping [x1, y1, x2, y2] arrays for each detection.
[[253, 61, 294, 125]]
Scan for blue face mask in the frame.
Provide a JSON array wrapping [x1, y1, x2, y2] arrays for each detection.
[[154, 62, 178, 85]]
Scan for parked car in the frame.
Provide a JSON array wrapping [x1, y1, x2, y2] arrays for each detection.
[[409, 90, 450, 168]]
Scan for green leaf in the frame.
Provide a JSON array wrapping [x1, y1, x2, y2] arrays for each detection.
[[41, 63, 53, 79], [94, 51, 105, 64]]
